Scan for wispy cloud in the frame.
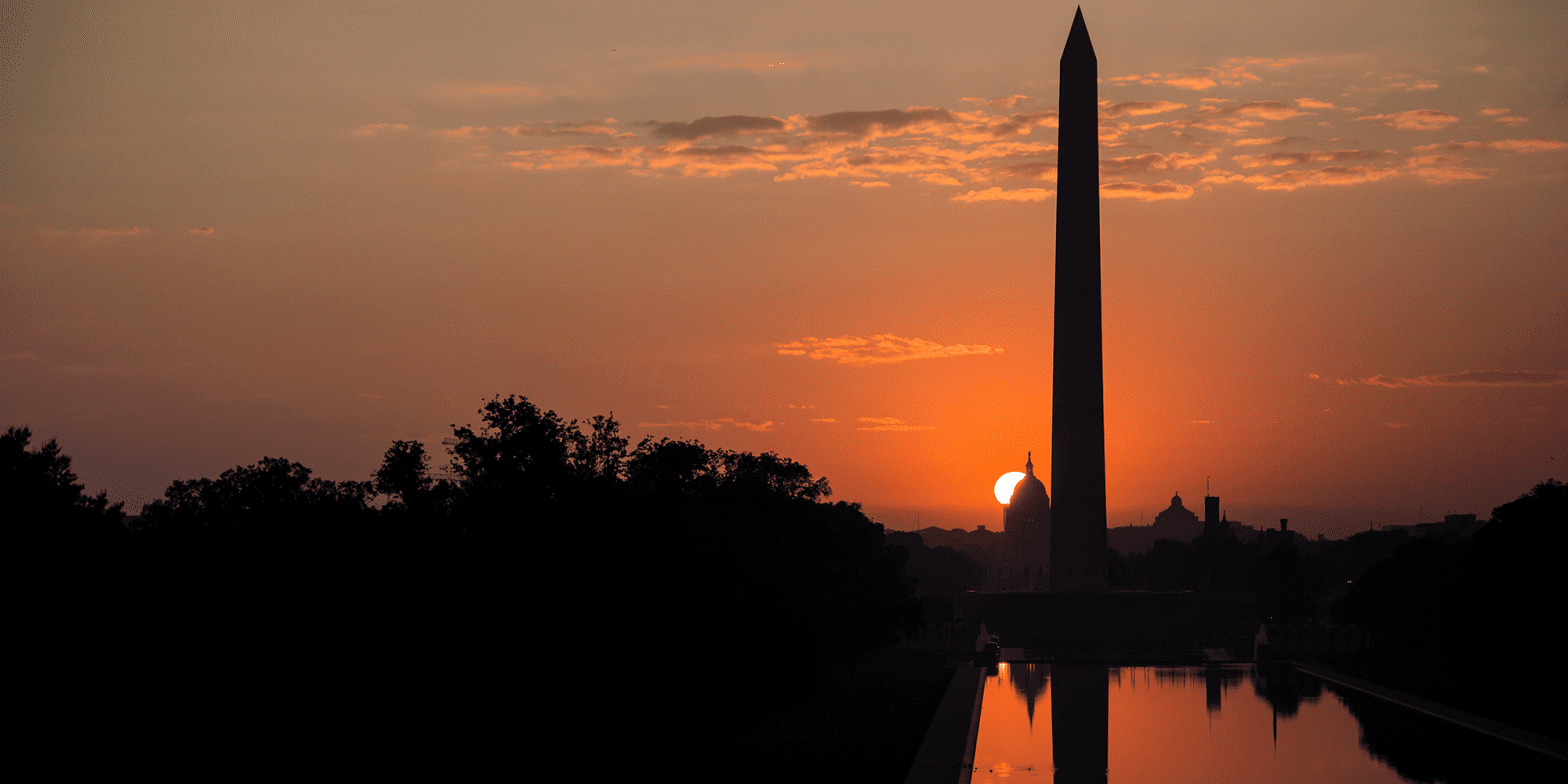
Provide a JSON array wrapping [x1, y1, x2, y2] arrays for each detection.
[[1354, 110, 1459, 131], [963, 94, 1033, 109], [856, 417, 935, 432], [1478, 109, 1529, 128], [434, 126, 491, 139], [1351, 370, 1568, 388], [639, 418, 776, 431], [645, 144, 780, 177], [504, 121, 636, 139], [775, 334, 1002, 365], [78, 226, 151, 238], [353, 123, 410, 137], [187, 227, 214, 236], [1110, 59, 1312, 92], [1231, 149, 1394, 168], [1101, 180, 1195, 201], [1201, 165, 1400, 191], [1265, 166, 1401, 190], [1, 350, 42, 362], [1096, 151, 1216, 179], [661, 53, 806, 71], [1406, 154, 1492, 184], [649, 115, 787, 140], [1212, 101, 1313, 122], [951, 187, 1053, 203], [1100, 100, 1188, 119], [1413, 139, 1568, 153], [505, 145, 645, 171], [426, 55, 1553, 206], [730, 420, 775, 431]]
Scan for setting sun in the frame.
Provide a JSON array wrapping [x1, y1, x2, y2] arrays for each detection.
[[994, 472, 1026, 505]]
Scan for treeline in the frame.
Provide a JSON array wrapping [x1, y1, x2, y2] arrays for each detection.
[[1329, 479, 1566, 742], [10, 396, 957, 779], [1109, 525, 1416, 621]]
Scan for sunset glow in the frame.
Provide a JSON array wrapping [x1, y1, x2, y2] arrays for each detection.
[[995, 472, 1027, 504], [2, 2, 1563, 535]]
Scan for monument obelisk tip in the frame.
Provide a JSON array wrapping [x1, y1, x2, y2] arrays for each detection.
[[1064, 8, 1094, 57]]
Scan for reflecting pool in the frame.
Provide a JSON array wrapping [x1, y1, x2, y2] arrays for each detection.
[[970, 663, 1564, 783]]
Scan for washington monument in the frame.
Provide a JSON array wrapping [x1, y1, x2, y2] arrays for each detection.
[[1050, 8, 1109, 592]]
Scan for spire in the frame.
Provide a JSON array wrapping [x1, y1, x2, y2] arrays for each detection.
[[1062, 7, 1095, 63], [1026, 451, 1034, 474]]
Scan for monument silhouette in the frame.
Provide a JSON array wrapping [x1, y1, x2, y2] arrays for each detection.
[[1050, 7, 1109, 592]]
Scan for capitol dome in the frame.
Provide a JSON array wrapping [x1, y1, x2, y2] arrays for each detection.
[[1002, 452, 1052, 580], [1005, 452, 1051, 536], [1010, 453, 1050, 508]]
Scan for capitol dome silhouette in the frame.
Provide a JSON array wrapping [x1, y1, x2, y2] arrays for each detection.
[[1002, 452, 1052, 585], [1151, 490, 1202, 541], [1008, 452, 1051, 530]]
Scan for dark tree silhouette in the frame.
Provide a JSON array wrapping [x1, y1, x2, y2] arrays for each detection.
[[1251, 541, 1321, 623], [139, 455, 374, 538], [3, 425, 125, 545], [375, 439, 433, 507], [13, 399, 945, 778], [1327, 479, 1568, 741], [625, 435, 722, 496], [570, 413, 629, 483], [885, 531, 986, 595], [448, 394, 574, 502]]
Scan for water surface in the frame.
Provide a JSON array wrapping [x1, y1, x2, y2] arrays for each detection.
[[970, 662, 1561, 783]]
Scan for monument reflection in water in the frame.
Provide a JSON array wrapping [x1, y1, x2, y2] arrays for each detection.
[[971, 662, 1564, 783]]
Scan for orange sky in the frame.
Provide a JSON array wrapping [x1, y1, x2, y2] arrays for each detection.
[[3, 2, 1564, 537]]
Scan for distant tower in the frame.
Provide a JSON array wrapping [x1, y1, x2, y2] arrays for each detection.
[[1050, 7, 1108, 592]]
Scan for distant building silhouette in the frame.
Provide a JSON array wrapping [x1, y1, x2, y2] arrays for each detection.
[[1107, 488, 1262, 554], [1382, 512, 1483, 541], [1002, 452, 1052, 584], [1151, 492, 1203, 542], [911, 524, 1003, 577]]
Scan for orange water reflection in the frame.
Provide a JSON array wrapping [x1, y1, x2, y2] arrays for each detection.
[[971, 663, 1413, 783]]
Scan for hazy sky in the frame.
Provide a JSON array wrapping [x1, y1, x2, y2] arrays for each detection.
[[3, 1, 1565, 535]]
